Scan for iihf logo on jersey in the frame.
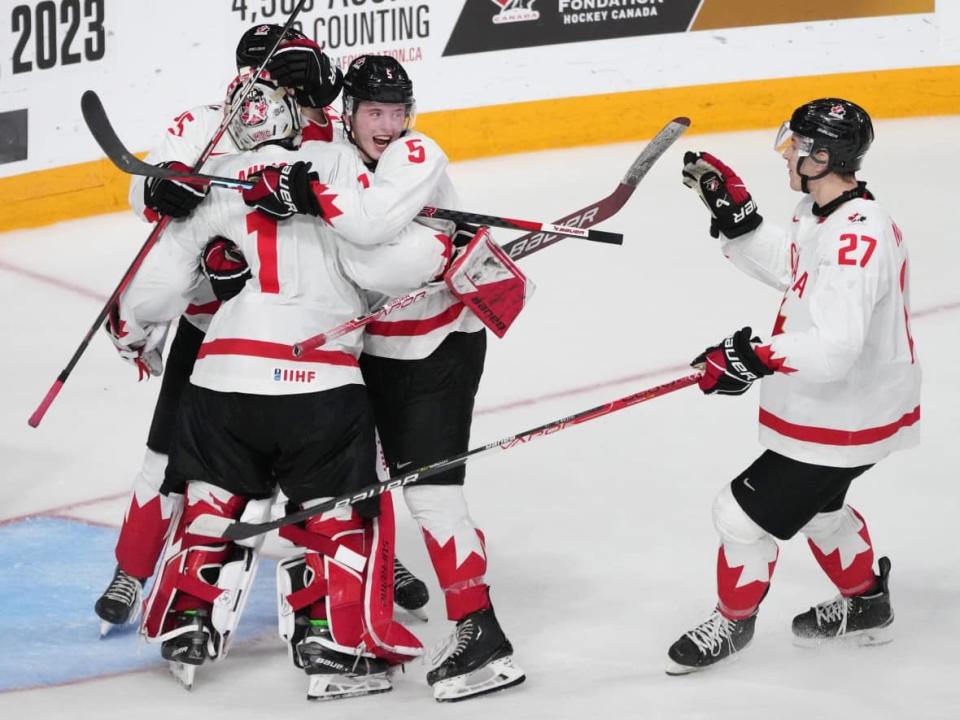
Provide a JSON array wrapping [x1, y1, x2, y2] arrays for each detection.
[[490, 0, 539, 25], [274, 368, 317, 383], [829, 104, 847, 120]]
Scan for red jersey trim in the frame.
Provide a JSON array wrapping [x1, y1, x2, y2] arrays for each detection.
[[366, 302, 466, 337], [185, 300, 221, 316], [759, 406, 920, 446], [197, 338, 358, 367]]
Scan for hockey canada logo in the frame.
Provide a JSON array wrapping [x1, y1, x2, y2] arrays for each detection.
[[240, 88, 269, 127], [848, 212, 867, 223], [705, 176, 721, 193], [490, 0, 539, 25], [829, 104, 847, 120]]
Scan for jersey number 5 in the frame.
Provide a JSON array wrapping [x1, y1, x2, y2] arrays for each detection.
[[838, 233, 877, 267], [406, 138, 425, 164]]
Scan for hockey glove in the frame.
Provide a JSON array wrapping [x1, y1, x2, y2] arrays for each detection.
[[692, 326, 776, 396], [105, 305, 168, 380], [241, 162, 324, 220], [266, 39, 343, 108], [202, 237, 251, 302], [682, 152, 762, 239], [144, 161, 208, 218]]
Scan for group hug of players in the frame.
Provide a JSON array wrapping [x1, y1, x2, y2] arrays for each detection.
[[91, 22, 920, 702]]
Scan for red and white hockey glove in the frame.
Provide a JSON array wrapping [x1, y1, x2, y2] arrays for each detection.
[[692, 327, 776, 396], [202, 237, 251, 302], [241, 161, 329, 220], [266, 38, 343, 109], [682, 152, 762, 239], [443, 226, 534, 338], [144, 161, 208, 219], [105, 305, 168, 380]]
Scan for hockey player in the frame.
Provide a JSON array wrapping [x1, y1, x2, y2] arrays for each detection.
[[112, 81, 451, 696], [240, 55, 527, 702], [94, 28, 427, 633], [665, 98, 920, 675]]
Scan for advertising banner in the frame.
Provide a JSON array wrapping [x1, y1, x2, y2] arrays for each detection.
[[444, 0, 935, 56]]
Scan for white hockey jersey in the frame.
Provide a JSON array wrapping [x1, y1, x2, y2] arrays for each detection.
[[129, 103, 343, 332], [329, 132, 484, 361], [119, 142, 449, 396], [721, 193, 921, 467]]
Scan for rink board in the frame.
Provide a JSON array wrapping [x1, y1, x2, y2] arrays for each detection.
[[0, 517, 279, 693]]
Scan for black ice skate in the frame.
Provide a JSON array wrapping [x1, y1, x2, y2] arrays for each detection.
[[665, 608, 757, 675], [95, 565, 143, 637], [160, 609, 212, 690], [426, 606, 525, 702], [792, 556, 894, 647], [297, 623, 393, 701], [394, 557, 429, 621]]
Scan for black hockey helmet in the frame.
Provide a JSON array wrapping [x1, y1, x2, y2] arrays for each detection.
[[779, 98, 874, 174], [342, 55, 414, 106], [235, 24, 308, 70]]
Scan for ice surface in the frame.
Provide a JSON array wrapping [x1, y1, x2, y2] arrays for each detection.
[[2, 118, 959, 718]]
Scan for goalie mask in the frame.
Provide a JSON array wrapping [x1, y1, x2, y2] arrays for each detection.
[[224, 73, 302, 152]]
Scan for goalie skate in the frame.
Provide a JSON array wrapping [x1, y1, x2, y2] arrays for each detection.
[[299, 625, 394, 701]]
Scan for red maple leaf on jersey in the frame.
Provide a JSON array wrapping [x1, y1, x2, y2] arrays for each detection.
[[308, 182, 343, 225]]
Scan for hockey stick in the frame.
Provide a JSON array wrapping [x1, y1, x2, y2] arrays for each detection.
[[77, 109, 624, 248], [291, 116, 691, 356], [27, 1, 310, 428], [188, 372, 702, 541]]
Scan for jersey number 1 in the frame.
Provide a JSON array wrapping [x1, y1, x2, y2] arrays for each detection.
[[247, 212, 279, 293]]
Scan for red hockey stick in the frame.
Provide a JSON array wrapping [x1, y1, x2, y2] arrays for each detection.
[[188, 372, 702, 541], [291, 116, 691, 357]]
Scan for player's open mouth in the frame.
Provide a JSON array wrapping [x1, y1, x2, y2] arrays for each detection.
[[373, 135, 392, 149]]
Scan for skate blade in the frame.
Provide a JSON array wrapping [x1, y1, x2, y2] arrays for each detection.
[[433, 655, 526, 703], [99, 620, 116, 639], [306, 673, 392, 701], [168, 661, 197, 690], [664, 649, 745, 677], [793, 620, 894, 649]]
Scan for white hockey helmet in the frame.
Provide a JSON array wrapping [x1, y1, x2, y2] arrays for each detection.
[[224, 71, 302, 152]]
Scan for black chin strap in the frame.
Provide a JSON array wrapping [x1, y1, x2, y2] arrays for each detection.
[[812, 181, 874, 218], [798, 156, 832, 193]]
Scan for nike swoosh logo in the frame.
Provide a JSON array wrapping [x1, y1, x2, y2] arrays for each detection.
[[396, 461, 412, 469], [743, 477, 755, 492]]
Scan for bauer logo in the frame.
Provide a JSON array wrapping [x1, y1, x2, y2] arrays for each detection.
[[274, 368, 317, 384]]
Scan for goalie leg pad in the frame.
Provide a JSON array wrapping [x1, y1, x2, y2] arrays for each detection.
[[141, 481, 247, 651], [444, 225, 534, 338], [115, 448, 183, 580]]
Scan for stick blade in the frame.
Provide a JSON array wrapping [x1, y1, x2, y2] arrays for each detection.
[[81, 90, 145, 175], [621, 116, 692, 187]]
